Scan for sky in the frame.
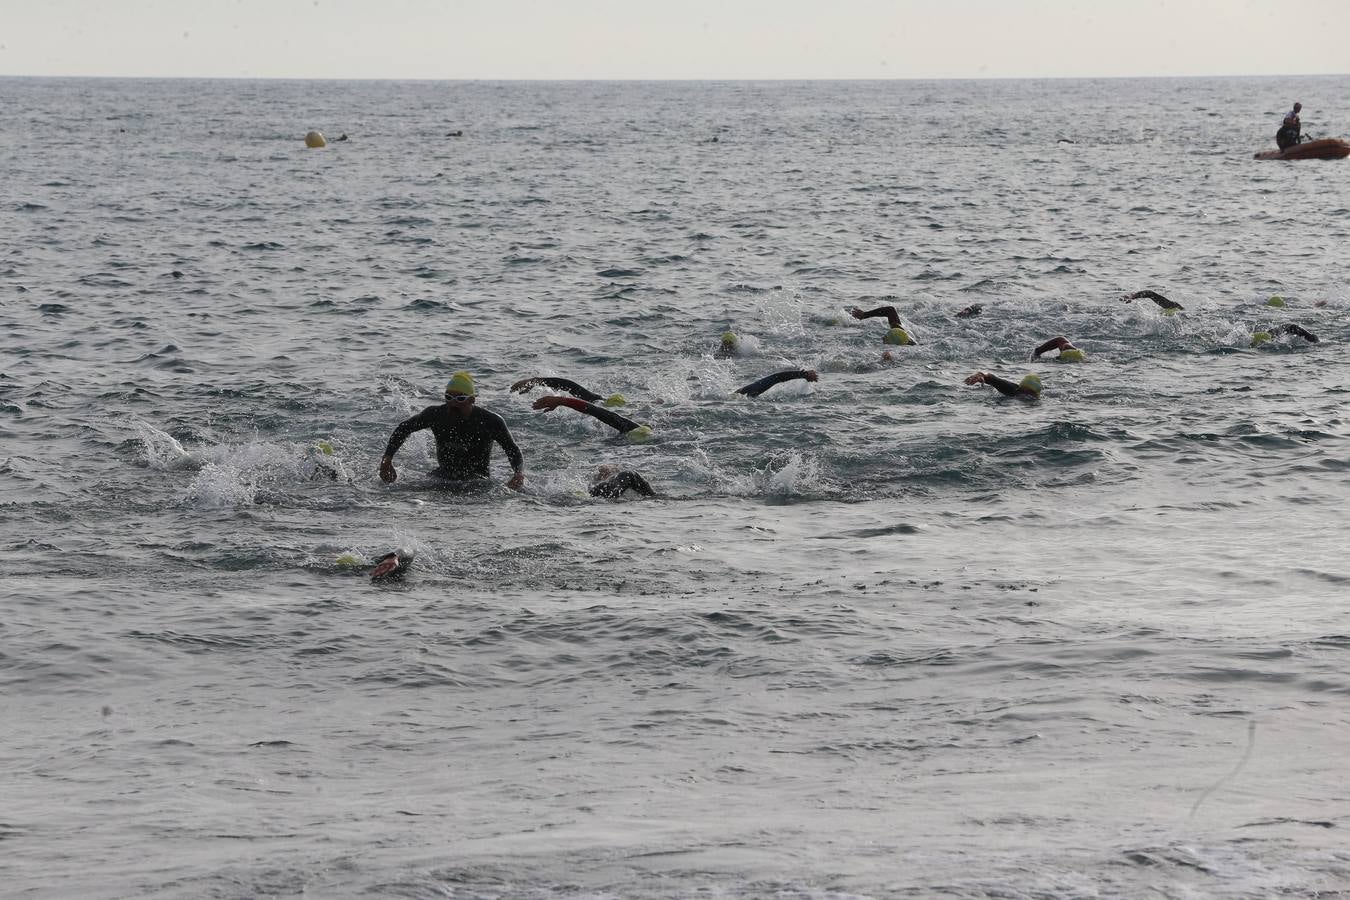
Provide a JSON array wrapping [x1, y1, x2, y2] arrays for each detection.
[[2, 0, 1347, 80]]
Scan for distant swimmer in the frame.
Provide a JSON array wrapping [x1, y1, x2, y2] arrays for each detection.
[[955, 304, 983, 319], [1031, 336, 1086, 362], [589, 465, 656, 499], [849, 305, 917, 345], [335, 548, 415, 580], [446, 130, 464, 138], [715, 331, 741, 358], [370, 549, 414, 580], [379, 371, 526, 489], [964, 371, 1042, 400], [734, 368, 819, 397], [1276, 102, 1302, 150], [531, 395, 653, 441], [1251, 323, 1320, 347], [300, 441, 340, 481], [511, 376, 626, 407], [1122, 290, 1184, 313]]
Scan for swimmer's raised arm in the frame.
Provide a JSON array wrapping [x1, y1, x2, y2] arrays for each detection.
[[964, 372, 1041, 399], [735, 369, 818, 398], [1032, 336, 1075, 359], [511, 377, 604, 403], [848, 305, 903, 328], [1277, 323, 1320, 343], [532, 395, 643, 435], [1123, 290, 1183, 311]]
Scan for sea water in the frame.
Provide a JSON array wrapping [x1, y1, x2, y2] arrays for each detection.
[[3, 76, 1350, 898]]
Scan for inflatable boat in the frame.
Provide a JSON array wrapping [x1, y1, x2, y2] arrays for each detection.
[[1254, 138, 1350, 161]]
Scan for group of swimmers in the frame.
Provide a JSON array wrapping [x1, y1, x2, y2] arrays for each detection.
[[374, 288, 1323, 513]]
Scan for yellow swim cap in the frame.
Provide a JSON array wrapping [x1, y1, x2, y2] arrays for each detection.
[[1058, 349, 1085, 363], [316, 440, 334, 455], [603, 393, 627, 407], [1019, 374, 1043, 395], [1266, 295, 1286, 307], [335, 552, 361, 567], [721, 331, 738, 346], [445, 370, 476, 397], [883, 327, 913, 346], [1251, 331, 1273, 347], [1162, 307, 1178, 317], [625, 424, 653, 442]]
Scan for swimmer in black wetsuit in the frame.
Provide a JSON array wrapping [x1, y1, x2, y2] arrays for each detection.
[[964, 371, 1042, 400], [955, 304, 983, 319], [531, 395, 652, 440], [1122, 290, 1184, 312], [1252, 323, 1320, 346], [379, 371, 526, 489], [734, 369, 818, 397], [1031, 336, 1085, 362], [589, 466, 656, 499], [511, 376, 627, 407], [848, 305, 918, 345]]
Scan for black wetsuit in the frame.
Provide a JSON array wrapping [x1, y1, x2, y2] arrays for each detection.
[[521, 377, 604, 403], [854, 305, 904, 327], [589, 471, 655, 498], [1274, 323, 1320, 343], [1125, 290, 1184, 311], [984, 375, 1038, 399], [574, 403, 642, 434], [383, 404, 523, 479], [735, 369, 815, 398]]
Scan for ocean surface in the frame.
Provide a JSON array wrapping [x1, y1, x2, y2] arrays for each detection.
[[3, 75, 1350, 898]]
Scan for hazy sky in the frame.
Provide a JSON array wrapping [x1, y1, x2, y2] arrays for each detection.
[[3, 0, 1347, 80]]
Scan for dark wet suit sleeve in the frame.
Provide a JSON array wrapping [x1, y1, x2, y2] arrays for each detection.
[[853, 306, 903, 327], [489, 415, 525, 471], [383, 408, 434, 458], [1125, 290, 1183, 310], [533, 377, 604, 403], [589, 471, 655, 498], [735, 369, 813, 398], [1032, 337, 1070, 359], [984, 375, 1024, 398], [1278, 324, 1319, 343], [550, 397, 641, 434]]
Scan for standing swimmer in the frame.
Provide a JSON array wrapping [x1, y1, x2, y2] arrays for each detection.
[[379, 371, 526, 489]]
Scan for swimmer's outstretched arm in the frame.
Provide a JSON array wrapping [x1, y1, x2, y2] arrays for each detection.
[[1277, 323, 1320, 343], [964, 372, 1024, 398], [1123, 290, 1184, 311], [532, 396, 642, 434], [1032, 336, 1074, 359], [589, 471, 656, 498], [380, 408, 436, 482], [734, 369, 819, 398], [849, 305, 904, 328], [510, 377, 604, 403]]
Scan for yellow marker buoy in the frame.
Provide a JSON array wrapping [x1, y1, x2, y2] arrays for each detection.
[[305, 131, 327, 149]]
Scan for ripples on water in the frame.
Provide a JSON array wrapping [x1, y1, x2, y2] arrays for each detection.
[[3, 76, 1350, 898]]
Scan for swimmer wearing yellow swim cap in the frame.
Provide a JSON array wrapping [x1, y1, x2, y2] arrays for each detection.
[[1032, 335, 1086, 363], [531, 395, 653, 441], [379, 371, 526, 490], [848, 304, 919, 346], [964, 371, 1041, 400]]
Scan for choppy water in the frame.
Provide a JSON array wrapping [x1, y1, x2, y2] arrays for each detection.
[[3, 76, 1350, 898]]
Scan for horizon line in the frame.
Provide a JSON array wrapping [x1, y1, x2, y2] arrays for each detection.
[[2, 71, 1347, 83]]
